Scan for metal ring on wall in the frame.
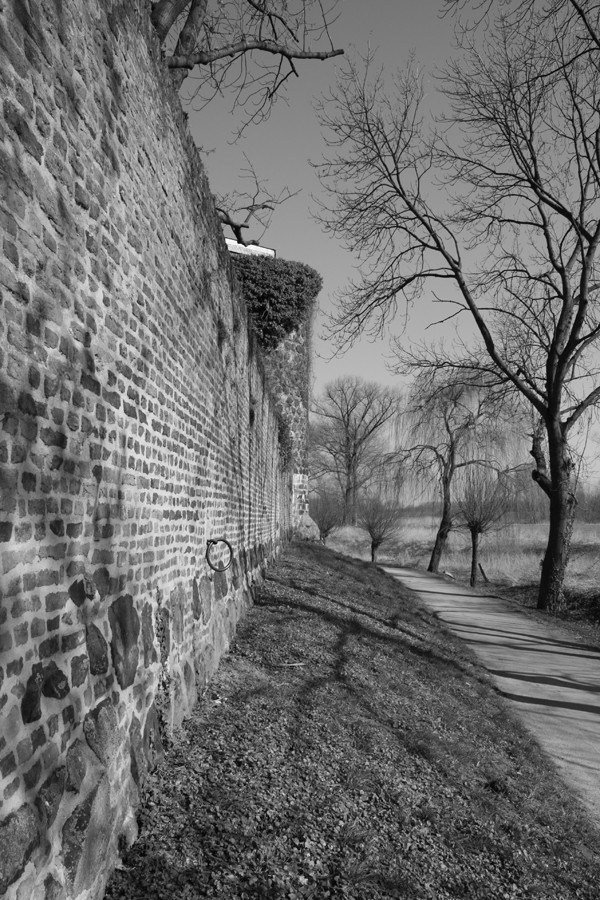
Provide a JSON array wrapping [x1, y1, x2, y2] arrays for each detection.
[[206, 538, 233, 572]]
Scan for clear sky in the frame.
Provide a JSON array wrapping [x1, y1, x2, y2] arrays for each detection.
[[185, 0, 458, 394]]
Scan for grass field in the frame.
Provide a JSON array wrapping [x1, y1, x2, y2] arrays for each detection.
[[326, 516, 600, 624]]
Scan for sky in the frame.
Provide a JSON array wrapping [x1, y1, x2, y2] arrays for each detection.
[[185, 0, 458, 395]]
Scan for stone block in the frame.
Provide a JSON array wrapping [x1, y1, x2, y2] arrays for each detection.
[[83, 698, 119, 766], [141, 602, 157, 665], [108, 594, 139, 689], [0, 803, 40, 895], [86, 624, 108, 675], [142, 703, 163, 773], [36, 766, 66, 827]]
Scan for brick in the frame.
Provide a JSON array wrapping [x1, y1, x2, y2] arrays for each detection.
[[31, 726, 45, 752], [4, 100, 44, 162], [40, 428, 67, 449], [16, 736, 33, 765], [14, 522, 32, 541], [30, 619, 45, 638], [39, 635, 59, 658], [23, 759, 42, 790], [14, 622, 29, 645], [3, 777, 20, 800], [0, 752, 16, 779], [45, 592, 67, 613], [0, 522, 13, 542], [21, 471, 36, 491]]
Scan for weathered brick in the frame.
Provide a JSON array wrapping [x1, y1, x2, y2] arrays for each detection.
[[45, 592, 67, 613], [30, 619, 45, 638], [39, 635, 59, 658], [0, 752, 16, 779]]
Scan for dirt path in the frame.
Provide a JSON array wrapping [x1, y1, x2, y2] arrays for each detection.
[[382, 565, 600, 825]]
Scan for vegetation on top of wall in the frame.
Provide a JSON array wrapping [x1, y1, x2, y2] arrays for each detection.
[[232, 255, 322, 351]]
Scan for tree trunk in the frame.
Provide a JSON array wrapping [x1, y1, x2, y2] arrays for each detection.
[[469, 528, 479, 587], [343, 481, 353, 525], [428, 475, 452, 573], [151, 0, 191, 42], [537, 428, 577, 612], [371, 541, 377, 562]]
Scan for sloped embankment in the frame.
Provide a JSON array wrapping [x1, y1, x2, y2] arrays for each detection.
[[106, 542, 599, 899]]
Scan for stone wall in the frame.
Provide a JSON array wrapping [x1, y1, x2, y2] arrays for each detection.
[[0, 1, 300, 897], [264, 321, 312, 525]]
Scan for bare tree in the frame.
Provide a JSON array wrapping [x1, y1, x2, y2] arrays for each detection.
[[397, 371, 515, 573], [309, 490, 342, 543], [151, 0, 343, 127], [310, 377, 401, 525], [215, 156, 300, 246], [455, 466, 510, 587], [357, 494, 403, 562], [315, 4, 600, 611]]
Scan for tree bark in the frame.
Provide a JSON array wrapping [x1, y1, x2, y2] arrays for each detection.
[[151, 0, 191, 42], [428, 472, 452, 573], [469, 528, 479, 587], [371, 541, 377, 562], [537, 423, 577, 612]]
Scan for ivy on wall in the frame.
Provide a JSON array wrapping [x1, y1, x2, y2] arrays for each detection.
[[232, 255, 322, 350]]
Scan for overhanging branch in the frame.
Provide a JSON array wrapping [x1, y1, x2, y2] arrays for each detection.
[[168, 39, 344, 69]]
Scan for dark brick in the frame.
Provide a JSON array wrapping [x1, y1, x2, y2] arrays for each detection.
[[23, 759, 42, 790], [4, 100, 43, 162], [39, 635, 59, 658], [40, 427, 67, 448], [61, 631, 84, 652], [81, 372, 100, 395], [71, 654, 88, 687], [31, 726, 46, 752], [22, 470, 36, 491], [0, 752, 16, 779], [42, 661, 69, 699], [0, 522, 13, 542], [7, 657, 22, 677]]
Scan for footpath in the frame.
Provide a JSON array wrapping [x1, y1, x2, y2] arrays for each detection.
[[381, 566, 600, 825]]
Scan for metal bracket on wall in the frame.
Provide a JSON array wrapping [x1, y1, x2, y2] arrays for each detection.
[[206, 538, 233, 572]]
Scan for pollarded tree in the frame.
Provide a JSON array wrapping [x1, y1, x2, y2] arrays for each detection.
[[151, 0, 343, 125], [357, 494, 403, 562], [309, 490, 342, 543], [315, 3, 600, 612], [310, 377, 401, 525], [455, 465, 510, 587]]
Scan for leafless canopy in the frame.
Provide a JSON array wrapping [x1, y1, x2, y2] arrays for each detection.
[[215, 155, 300, 245], [310, 377, 401, 525], [315, 10, 600, 436], [357, 494, 403, 562], [151, 0, 343, 127]]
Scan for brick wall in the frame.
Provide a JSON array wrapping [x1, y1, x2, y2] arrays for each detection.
[[0, 1, 299, 897]]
